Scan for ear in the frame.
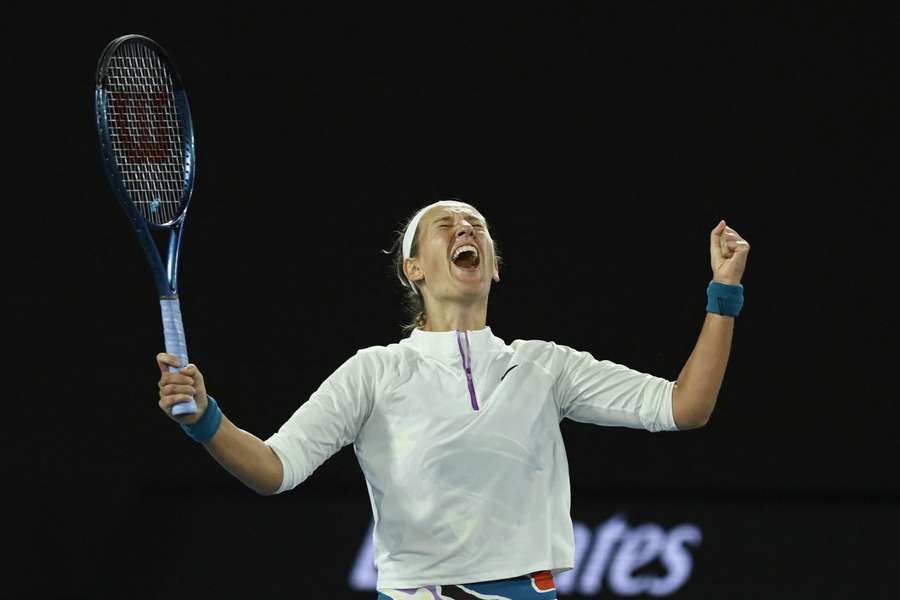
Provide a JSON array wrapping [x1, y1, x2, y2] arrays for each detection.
[[492, 257, 500, 282], [403, 257, 425, 284]]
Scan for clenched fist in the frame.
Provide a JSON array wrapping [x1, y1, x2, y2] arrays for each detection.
[[156, 353, 209, 424], [710, 220, 750, 285]]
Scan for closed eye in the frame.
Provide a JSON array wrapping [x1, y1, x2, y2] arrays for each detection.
[[433, 216, 485, 229]]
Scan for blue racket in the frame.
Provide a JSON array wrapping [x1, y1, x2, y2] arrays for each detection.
[[94, 34, 198, 416]]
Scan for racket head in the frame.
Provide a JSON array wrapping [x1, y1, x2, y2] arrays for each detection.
[[95, 34, 196, 230]]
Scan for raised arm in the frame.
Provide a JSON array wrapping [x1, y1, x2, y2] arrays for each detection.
[[671, 220, 750, 430], [157, 354, 283, 495]]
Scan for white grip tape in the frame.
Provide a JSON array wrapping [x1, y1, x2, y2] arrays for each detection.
[[160, 298, 197, 415]]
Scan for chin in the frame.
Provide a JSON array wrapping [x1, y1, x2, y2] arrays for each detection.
[[459, 281, 491, 299]]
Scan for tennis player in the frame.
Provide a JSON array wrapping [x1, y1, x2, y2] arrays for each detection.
[[157, 199, 750, 599]]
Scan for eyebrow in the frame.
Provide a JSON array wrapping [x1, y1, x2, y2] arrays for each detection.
[[432, 214, 484, 226]]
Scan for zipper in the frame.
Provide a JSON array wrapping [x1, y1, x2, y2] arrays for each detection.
[[455, 330, 479, 410]]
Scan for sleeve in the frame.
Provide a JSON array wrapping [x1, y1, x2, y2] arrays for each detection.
[[552, 343, 677, 432], [264, 350, 375, 493]]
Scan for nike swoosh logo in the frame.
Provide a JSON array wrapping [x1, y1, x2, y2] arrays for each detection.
[[500, 364, 519, 381]]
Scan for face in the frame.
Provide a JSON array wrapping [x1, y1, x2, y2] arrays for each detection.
[[403, 201, 500, 303]]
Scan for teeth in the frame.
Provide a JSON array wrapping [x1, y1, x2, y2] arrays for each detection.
[[452, 245, 478, 260]]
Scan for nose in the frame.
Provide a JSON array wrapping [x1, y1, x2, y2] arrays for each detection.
[[456, 222, 475, 238]]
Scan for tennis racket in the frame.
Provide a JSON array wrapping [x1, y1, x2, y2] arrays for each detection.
[[94, 34, 199, 416]]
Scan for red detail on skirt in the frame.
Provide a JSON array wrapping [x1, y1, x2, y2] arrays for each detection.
[[530, 570, 555, 591]]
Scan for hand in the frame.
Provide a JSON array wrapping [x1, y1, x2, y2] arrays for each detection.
[[709, 220, 750, 285], [156, 353, 209, 425]]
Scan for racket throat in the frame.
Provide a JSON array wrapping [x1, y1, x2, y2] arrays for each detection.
[[165, 226, 184, 295]]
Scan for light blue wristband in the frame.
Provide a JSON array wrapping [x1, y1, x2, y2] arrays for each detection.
[[180, 395, 223, 443], [706, 280, 744, 317]]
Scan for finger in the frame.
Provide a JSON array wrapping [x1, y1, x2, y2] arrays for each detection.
[[180, 364, 197, 376], [723, 228, 744, 241], [159, 394, 196, 411], [729, 239, 751, 253], [160, 383, 197, 397], [723, 234, 743, 248], [719, 228, 733, 258], [181, 364, 204, 385], [157, 353, 182, 374], [158, 372, 195, 388]]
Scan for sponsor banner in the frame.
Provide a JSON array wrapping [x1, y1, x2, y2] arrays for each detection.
[[350, 514, 702, 596], [73, 488, 898, 598]]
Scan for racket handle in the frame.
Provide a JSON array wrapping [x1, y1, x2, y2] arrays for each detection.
[[160, 297, 198, 415]]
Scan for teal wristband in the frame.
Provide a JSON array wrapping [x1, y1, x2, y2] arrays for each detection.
[[706, 280, 744, 317], [180, 395, 223, 443]]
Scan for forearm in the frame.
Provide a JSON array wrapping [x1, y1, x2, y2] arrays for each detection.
[[672, 312, 734, 429], [202, 415, 284, 495]]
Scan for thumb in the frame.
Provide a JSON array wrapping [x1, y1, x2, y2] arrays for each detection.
[[710, 219, 726, 253]]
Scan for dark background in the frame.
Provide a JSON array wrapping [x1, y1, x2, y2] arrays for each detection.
[[6, 3, 898, 598]]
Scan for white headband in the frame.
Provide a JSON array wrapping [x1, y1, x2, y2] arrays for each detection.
[[402, 205, 431, 260], [401, 205, 434, 294]]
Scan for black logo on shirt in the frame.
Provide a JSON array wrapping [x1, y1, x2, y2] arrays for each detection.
[[500, 364, 519, 381]]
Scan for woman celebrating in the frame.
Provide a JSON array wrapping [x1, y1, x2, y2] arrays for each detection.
[[157, 199, 750, 599]]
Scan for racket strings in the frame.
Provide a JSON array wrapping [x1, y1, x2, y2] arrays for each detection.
[[103, 42, 186, 225]]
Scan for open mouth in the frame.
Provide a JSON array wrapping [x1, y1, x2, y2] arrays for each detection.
[[451, 244, 481, 270]]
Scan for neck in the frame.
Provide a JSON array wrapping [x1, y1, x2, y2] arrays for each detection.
[[420, 296, 489, 332]]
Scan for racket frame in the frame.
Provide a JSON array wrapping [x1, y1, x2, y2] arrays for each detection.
[[94, 34, 197, 299], [94, 34, 200, 416]]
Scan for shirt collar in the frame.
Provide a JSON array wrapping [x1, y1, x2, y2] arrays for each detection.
[[402, 326, 504, 361]]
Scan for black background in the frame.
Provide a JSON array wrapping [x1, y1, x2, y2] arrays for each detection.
[[6, 3, 899, 598]]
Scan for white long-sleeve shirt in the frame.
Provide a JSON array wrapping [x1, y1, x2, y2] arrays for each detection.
[[264, 327, 677, 589]]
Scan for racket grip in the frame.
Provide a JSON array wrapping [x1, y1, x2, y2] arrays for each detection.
[[161, 297, 198, 415]]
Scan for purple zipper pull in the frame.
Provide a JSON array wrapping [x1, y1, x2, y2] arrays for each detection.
[[456, 330, 480, 410]]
